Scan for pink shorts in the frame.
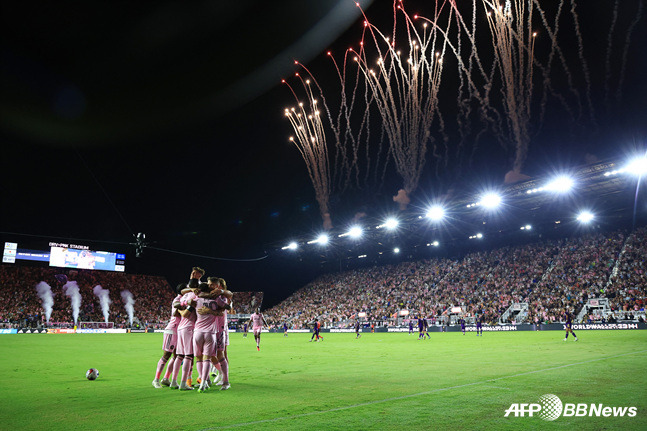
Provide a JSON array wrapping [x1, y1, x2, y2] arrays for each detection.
[[176, 328, 194, 356], [193, 331, 215, 357], [162, 329, 177, 353], [253, 326, 262, 336]]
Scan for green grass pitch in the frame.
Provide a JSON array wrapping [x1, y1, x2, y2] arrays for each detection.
[[1, 330, 645, 430]]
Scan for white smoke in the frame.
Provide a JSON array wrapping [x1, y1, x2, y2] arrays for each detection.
[[120, 290, 135, 326], [93, 285, 112, 323], [393, 189, 411, 210], [62, 281, 82, 325], [35, 282, 54, 324]]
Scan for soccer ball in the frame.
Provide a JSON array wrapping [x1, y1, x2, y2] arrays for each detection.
[[86, 368, 99, 380]]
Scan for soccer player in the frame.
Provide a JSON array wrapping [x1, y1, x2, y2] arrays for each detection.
[[354, 320, 361, 338], [190, 277, 233, 388], [408, 319, 414, 334], [152, 283, 184, 388], [563, 309, 578, 341], [243, 322, 248, 338], [459, 316, 466, 335], [170, 267, 204, 390], [249, 309, 267, 350], [475, 314, 483, 336], [283, 322, 288, 337], [417, 316, 425, 340]]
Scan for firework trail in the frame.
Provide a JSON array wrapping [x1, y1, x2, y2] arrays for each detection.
[[283, 74, 334, 229], [120, 290, 135, 327], [93, 285, 112, 324], [62, 281, 81, 325], [35, 282, 54, 324], [352, 0, 452, 207]]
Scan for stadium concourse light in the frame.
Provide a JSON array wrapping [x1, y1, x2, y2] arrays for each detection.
[[545, 175, 575, 193], [281, 242, 298, 250], [577, 211, 595, 223], [425, 205, 446, 221], [479, 192, 502, 209]]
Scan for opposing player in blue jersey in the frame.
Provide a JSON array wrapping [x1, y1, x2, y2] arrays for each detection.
[[459, 317, 466, 335], [475, 314, 483, 336], [563, 310, 578, 341]]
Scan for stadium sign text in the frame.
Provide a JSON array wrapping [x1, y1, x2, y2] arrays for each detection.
[[504, 394, 637, 421]]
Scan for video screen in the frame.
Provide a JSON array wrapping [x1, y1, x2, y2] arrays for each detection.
[[49, 247, 125, 272]]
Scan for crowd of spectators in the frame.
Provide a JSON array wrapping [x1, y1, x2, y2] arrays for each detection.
[[264, 228, 647, 328], [1, 227, 645, 330], [0, 267, 174, 329], [0, 266, 267, 329]]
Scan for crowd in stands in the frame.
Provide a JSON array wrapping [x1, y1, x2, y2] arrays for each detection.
[[263, 227, 647, 328], [1, 227, 645, 330]]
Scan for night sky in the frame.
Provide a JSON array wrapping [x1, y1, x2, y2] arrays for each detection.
[[1, 1, 646, 307]]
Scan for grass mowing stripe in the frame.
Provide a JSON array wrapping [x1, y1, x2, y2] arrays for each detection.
[[201, 348, 647, 430]]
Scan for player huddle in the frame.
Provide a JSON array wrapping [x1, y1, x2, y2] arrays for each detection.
[[152, 267, 233, 392]]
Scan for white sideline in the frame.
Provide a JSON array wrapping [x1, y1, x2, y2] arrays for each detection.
[[197, 349, 647, 430]]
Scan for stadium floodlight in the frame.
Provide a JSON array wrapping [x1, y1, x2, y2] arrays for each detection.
[[425, 205, 446, 221], [577, 211, 594, 223], [348, 226, 363, 238], [393, 247, 400, 253], [520, 224, 532, 230], [281, 242, 298, 250], [432, 240, 439, 247], [308, 234, 329, 245], [383, 218, 399, 230], [545, 175, 575, 193], [625, 156, 647, 177], [479, 192, 502, 209], [476, 233, 483, 239]]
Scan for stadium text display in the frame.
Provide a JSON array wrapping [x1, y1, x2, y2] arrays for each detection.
[[3, 242, 125, 272]]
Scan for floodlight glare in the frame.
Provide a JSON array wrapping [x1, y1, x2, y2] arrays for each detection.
[[625, 156, 647, 177], [317, 234, 329, 244], [348, 226, 363, 238], [545, 175, 574, 193], [480, 192, 502, 209], [432, 240, 439, 247], [384, 218, 399, 230], [577, 211, 594, 223], [393, 247, 400, 253], [525, 225, 531, 230], [426, 205, 445, 221], [282, 242, 298, 250], [476, 233, 483, 238]]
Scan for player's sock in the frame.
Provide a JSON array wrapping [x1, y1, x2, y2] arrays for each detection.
[[201, 361, 211, 385], [565, 332, 569, 339], [155, 356, 168, 380], [171, 355, 183, 384], [572, 331, 577, 340], [164, 357, 175, 379], [196, 360, 203, 383], [181, 357, 192, 385], [219, 358, 229, 385]]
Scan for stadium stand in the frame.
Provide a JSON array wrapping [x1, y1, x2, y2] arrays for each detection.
[[1, 228, 645, 329]]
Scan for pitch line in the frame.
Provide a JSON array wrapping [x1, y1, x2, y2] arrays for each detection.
[[198, 349, 647, 430]]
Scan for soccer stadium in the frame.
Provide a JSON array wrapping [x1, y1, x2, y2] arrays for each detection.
[[1, 0, 646, 430]]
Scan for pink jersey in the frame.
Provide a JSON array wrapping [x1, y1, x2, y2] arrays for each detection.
[[215, 297, 230, 332], [250, 312, 264, 329], [164, 294, 182, 331], [177, 292, 197, 330], [194, 297, 218, 333]]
